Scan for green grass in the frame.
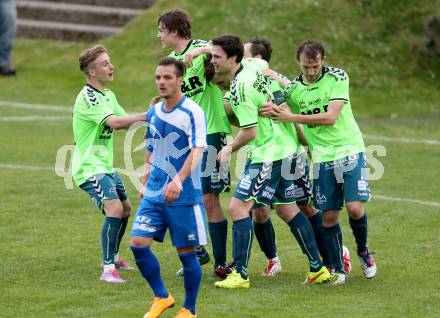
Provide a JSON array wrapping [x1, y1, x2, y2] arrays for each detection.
[[1, 0, 440, 317]]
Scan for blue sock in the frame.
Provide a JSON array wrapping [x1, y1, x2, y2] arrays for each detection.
[[208, 220, 228, 267], [101, 217, 121, 265], [322, 223, 344, 272], [131, 246, 168, 298], [349, 213, 368, 254], [179, 251, 202, 315], [115, 216, 129, 255], [232, 217, 254, 279], [288, 213, 323, 272], [253, 218, 277, 259]]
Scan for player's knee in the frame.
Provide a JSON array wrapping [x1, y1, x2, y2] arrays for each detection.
[[298, 204, 316, 218], [346, 202, 364, 219], [252, 208, 270, 223], [122, 201, 132, 217], [103, 200, 123, 217], [322, 210, 339, 226], [130, 236, 150, 248], [203, 193, 219, 212], [276, 204, 300, 223]]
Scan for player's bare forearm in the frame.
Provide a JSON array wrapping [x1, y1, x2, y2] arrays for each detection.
[[174, 147, 204, 187], [294, 123, 308, 146], [105, 112, 147, 130], [139, 151, 152, 199], [230, 126, 256, 152]]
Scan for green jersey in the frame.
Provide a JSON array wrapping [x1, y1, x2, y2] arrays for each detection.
[[229, 64, 297, 163], [285, 67, 365, 163], [72, 85, 127, 186], [169, 39, 231, 135]]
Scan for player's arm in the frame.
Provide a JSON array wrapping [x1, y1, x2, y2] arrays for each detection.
[[262, 69, 291, 88], [294, 123, 308, 146], [163, 147, 204, 203], [139, 150, 153, 199], [184, 46, 212, 67], [105, 112, 147, 130], [273, 100, 344, 125], [217, 126, 257, 163]]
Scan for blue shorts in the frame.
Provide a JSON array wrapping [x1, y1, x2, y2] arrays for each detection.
[[234, 155, 298, 206], [79, 172, 128, 214], [312, 152, 371, 211], [201, 133, 230, 194], [131, 198, 208, 248]]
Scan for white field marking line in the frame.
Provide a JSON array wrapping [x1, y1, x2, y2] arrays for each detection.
[[0, 100, 72, 113], [373, 195, 440, 208], [1, 163, 439, 208], [0, 115, 70, 121], [364, 134, 440, 145], [230, 180, 439, 208], [0, 164, 53, 171]]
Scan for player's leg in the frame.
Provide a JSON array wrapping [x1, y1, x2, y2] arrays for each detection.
[[313, 161, 346, 284], [252, 205, 281, 276], [343, 152, 376, 278], [131, 200, 174, 318], [79, 173, 125, 283], [166, 204, 207, 317], [203, 133, 230, 273], [112, 172, 133, 269], [291, 151, 330, 267]]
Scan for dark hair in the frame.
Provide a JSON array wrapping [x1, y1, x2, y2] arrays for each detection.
[[158, 9, 192, 39], [158, 57, 185, 77], [79, 44, 107, 74], [245, 37, 272, 62], [296, 40, 325, 60], [212, 34, 244, 63]]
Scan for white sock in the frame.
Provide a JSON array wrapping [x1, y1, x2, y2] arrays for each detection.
[[103, 264, 115, 273], [271, 256, 280, 263], [114, 253, 119, 262]]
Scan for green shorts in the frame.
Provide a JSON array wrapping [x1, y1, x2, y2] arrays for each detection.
[[79, 172, 128, 214]]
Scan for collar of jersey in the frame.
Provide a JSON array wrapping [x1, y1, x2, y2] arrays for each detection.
[[160, 95, 186, 113], [299, 67, 326, 85], [176, 39, 193, 56], [234, 64, 244, 78], [86, 84, 105, 95]]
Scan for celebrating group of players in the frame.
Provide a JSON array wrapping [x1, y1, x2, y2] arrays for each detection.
[[71, 8, 377, 318]]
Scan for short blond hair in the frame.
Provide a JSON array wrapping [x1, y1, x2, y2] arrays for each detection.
[[79, 44, 108, 74]]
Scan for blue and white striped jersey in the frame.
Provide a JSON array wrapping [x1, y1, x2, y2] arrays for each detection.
[[144, 96, 207, 205]]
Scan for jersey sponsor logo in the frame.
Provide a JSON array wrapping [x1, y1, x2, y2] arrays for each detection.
[[181, 76, 204, 96], [284, 183, 296, 197], [252, 73, 269, 94], [132, 215, 156, 233], [99, 125, 113, 140], [238, 176, 252, 190], [261, 186, 275, 199], [358, 180, 367, 191]]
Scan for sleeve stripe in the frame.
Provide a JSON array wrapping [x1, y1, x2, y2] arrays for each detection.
[[240, 122, 258, 128], [329, 98, 348, 102], [99, 113, 114, 126]]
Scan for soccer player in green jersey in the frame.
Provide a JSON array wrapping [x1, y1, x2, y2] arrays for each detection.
[[72, 45, 147, 283], [211, 35, 330, 288], [157, 9, 233, 278], [242, 37, 332, 276], [261, 40, 377, 284]]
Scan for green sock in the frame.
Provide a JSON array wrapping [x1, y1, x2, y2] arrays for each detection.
[[232, 217, 254, 279], [254, 218, 277, 260], [288, 213, 323, 272], [322, 223, 344, 272], [101, 217, 121, 265], [115, 216, 129, 255], [349, 213, 368, 254], [208, 220, 228, 267]]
